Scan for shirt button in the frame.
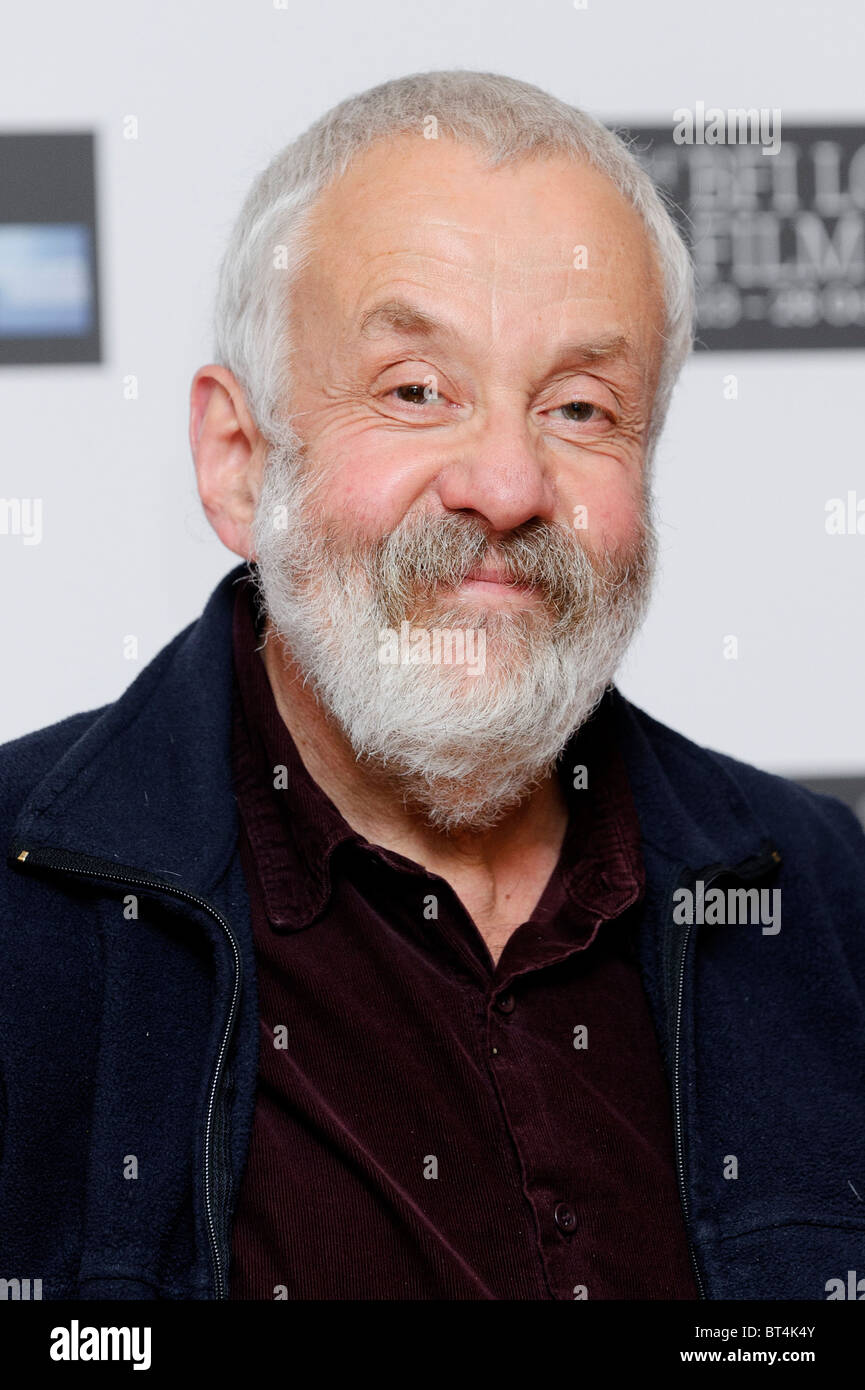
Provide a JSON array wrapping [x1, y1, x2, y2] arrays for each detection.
[[496, 991, 515, 1014], [554, 1202, 577, 1234]]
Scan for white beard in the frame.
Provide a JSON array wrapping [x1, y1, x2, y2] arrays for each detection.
[[251, 423, 658, 833]]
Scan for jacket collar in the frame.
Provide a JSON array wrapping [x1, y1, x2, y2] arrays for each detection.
[[607, 684, 777, 876], [10, 564, 251, 899], [9, 561, 776, 897]]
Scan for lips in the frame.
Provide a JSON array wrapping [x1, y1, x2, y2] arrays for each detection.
[[459, 566, 537, 595], [462, 566, 514, 584]]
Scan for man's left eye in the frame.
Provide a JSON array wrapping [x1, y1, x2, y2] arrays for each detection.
[[392, 383, 438, 405], [554, 400, 605, 424]]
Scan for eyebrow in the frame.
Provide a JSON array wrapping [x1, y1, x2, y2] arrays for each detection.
[[358, 298, 448, 339], [357, 296, 633, 367]]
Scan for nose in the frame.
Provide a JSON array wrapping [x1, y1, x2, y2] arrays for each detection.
[[434, 407, 556, 535]]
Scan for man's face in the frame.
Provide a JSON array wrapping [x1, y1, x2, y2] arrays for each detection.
[[252, 135, 666, 832], [280, 132, 665, 574]]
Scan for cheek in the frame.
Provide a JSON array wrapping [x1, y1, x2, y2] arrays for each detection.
[[310, 424, 441, 541], [569, 474, 644, 552]]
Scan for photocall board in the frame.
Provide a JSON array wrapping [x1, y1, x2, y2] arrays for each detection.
[[618, 121, 865, 350]]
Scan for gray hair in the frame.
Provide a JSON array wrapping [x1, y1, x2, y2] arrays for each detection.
[[213, 69, 695, 461]]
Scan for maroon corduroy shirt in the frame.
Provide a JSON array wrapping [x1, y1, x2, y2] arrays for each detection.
[[227, 574, 697, 1300]]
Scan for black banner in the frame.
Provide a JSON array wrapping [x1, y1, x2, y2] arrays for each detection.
[[619, 121, 865, 350]]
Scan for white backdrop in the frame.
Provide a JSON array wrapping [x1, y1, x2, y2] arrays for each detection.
[[1, 0, 863, 775]]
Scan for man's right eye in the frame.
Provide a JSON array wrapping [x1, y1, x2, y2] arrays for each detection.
[[392, 383, 437, 405]]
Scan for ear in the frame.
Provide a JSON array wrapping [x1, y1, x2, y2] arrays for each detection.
[[189, 364, 267, 559]]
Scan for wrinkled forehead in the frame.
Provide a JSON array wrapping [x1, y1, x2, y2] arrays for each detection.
[[295, 134, 665, 326]]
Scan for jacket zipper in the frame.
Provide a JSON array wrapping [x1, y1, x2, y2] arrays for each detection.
[[11, 843, 241, 1299], [672, 907, 706, 1299], [671, 845, 782, 1301]]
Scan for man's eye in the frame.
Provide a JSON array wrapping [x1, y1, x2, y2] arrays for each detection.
[[554, 400, 605, 424], [392, 383, 438, 405]]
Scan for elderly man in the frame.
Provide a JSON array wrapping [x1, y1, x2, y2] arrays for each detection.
[[2, 71, 863, 1304]]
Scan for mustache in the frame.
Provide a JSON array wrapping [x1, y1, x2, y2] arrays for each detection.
[[357, 510, 654, 625]]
